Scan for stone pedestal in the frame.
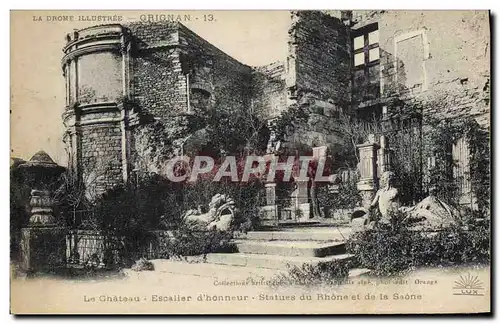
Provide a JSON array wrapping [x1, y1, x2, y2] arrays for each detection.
[[259, 205, 278, 227], [295, 180, 309, 204], [357, 140, 380, 208], [358, 190, 376, 210], [265, 182, 276, 206], [20, 227, 68, 272], [14, 151, 67, 272], [296, 203, 311, 221], [261, 183, 278, 227]]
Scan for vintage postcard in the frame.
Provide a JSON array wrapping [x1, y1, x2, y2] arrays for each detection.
[[10, 10, 491, 315]]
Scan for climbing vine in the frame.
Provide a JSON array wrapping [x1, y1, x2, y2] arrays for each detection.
[[463, 119, 490, 216], [271, 103, 308, 143], [423, 116, 490, 213]]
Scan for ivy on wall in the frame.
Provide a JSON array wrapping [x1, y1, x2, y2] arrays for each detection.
[[423, 115, 490, 213]]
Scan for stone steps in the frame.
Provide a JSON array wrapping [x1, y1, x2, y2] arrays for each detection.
[[216, 226, 355, 271], [137, 227, 369, 281], [234, 240, 346, 257], [129, 259, 370, 281], [234, 227, 350, 242], [206, 252, 354, 270], [148, 259, 282, 279]]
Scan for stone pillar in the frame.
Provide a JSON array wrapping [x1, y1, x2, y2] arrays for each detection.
[[17, 151, 67, 272], [265, 182, 277, 206], [293, 180, 311, 220], [357, 139, 380, 208], [295, 180, 309, 204], [20, 227, 68, 272], [378, 135, 391, 175], [260, 182, 278, 227], [426, 156, 437, 193]]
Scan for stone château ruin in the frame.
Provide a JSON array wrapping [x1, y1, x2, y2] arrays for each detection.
[[12, 10, 490, 273], [61, 10, 490, 212]]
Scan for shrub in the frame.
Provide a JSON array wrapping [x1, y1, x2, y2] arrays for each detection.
[[346, 221, 490, 276], [317, 180, 361, 215], [411, 224, 490, 266], [161, 226, 236, 258], [272, 261, 352, 288]]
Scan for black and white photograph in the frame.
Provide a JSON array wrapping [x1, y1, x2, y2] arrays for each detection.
[[9, 9, 491, 314]]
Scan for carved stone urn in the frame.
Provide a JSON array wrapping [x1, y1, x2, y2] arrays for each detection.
[[17, 151, 66, 226], [15, 151, 67, 272]]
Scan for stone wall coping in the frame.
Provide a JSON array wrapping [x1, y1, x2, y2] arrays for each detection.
[[63, 24, 124, 49]]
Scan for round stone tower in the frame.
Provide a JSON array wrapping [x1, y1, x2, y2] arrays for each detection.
[[61, 24, 134, 196]]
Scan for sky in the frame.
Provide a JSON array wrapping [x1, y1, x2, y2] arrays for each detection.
[[10, 10, 291, 165]]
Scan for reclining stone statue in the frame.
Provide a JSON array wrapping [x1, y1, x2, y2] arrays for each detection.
[[183, 194, 237, 231], [351, 171, 458, 231], [402, 190, 460, 230]]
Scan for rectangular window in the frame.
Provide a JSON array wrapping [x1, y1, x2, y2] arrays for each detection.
[[352, 23, 380, 102], [352, 23, 380, 69]]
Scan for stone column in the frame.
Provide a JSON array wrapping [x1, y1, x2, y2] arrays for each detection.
[[117, 102, 129, 184], [260, 182, 278, 227], [378, 135, 391, 175], [294, 180, 310, 219], [357, 139, 380, 208], [265, 182, 276, 206], [295, 180, 309, 204]]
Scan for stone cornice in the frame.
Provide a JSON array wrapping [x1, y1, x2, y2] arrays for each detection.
[[62, 24, 129, 69], [63, 24, 123, 51], [62, 101, 146, 128], [79, 101, 119, 114], [61, 43, 121, 67]]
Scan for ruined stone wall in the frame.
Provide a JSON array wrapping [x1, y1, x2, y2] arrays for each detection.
[[80, 123, 123, 195], [284, 11, 351, 154], [127, 22, 254, 120], [353, 10, 490, 127], [291, 11, 352, 110], [252, 62, 288, 119], [178, 25, 253, 116], [125, 23, 256, 175], [127, 22, 188, 120]]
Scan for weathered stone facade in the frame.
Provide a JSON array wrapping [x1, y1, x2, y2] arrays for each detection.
[[61, 23, 255, 194], [350, 10, 490, 127], [61, 11, 490, 196], [285, 11, 351, 153]]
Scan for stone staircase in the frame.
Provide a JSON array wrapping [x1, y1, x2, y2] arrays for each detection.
[[205, 226, 355, 270], [147, 226, 370, 280]]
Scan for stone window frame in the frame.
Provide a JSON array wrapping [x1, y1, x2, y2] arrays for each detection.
[[393, 29, 431, 91], [352, 23, 380, 102]]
